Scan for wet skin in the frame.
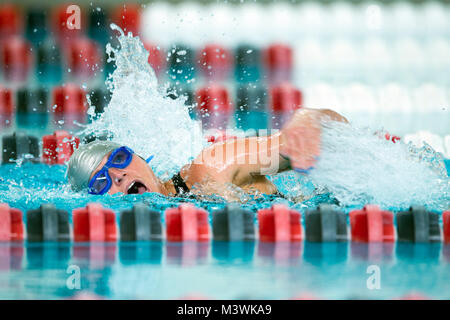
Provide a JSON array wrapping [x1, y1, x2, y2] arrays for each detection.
[[89, 108, 348, 198]]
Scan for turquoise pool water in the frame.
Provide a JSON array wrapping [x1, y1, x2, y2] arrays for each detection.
[[0, 2, 449, 301], [0, 161, 448, 299]]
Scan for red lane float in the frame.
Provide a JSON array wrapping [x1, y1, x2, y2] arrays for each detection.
[[375, 130, 401, 143], [73, 204, 117, 242], [143, 42, 165, 77], [0, 203, 24, 241], [444, 210, 450, 243], [270, 83, 302, 113], [70, 292, 104, 300], [397, 293, 429, 300], [0, 86, 12, 127], [196, 85, 233, 130], [42, 131, 80, 164], [53, 3, 83, 43], [1, 36, 31, 82], [384, 132, 401, 143], [198, 44, 232, 81], [349, 205, 395, 242], [270, 83, 302, 129], [176, 294, 211, 300], [290, 293, 318, 300], [196, 86, 233, 114], [112, 3, 141, 35], [68, 37, 100, 79], [205, 129, 238, 144], [257, 204, 302, 242], [165, 203, 210, 242]]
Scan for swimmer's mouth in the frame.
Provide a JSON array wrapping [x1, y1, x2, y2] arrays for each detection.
[[127, 180, 148, 195]]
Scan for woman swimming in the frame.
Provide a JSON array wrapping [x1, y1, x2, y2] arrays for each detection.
[[67, 108, 348, 199]]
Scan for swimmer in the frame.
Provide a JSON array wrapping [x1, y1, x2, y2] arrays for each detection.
[[67, 108, 348, 200]]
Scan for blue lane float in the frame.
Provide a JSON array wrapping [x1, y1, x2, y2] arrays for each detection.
[[212, 205, 255, 241], [120, 203, 162, 241], [1, 202, 448, 244], [304, 204, 348, 242]]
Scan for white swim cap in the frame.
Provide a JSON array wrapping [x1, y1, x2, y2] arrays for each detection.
[[67, 141, 121, 192]]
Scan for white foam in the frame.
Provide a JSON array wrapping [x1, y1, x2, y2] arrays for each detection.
[[308, 122, 449, 211], [266, 3, 295, 43], [390, 1, 419, 36], [235, 3, 268, 46], [83, 25, 205, 179], [297, 2, 329, 37], [141, 2, 174, 47], [303, 83, 342, 112], [378, 83, 412, 114], [329, 1, 359, 37], [423, 1, 449, 36], [445, 135, 450, 158]]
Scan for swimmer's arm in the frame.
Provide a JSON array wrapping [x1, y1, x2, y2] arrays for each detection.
[[232, 134, 293, 185], [278, 108, 349, 171]]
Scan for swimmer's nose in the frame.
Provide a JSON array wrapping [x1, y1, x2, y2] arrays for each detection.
[[108, 168, 126, 186]]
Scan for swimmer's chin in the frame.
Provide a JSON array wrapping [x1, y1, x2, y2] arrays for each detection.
[[103, 180, 152, 196], [113, 190, 155, 196]]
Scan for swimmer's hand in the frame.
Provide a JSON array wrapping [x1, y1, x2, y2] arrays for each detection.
[[280, 108, 348, 173]]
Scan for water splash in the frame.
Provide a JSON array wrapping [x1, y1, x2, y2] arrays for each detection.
[[83, 24, 205, 179], [307, 121, 449, 211]]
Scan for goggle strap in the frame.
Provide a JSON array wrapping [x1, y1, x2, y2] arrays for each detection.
[[146, 155, 154, 164]]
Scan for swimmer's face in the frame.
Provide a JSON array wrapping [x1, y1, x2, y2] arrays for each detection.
[[90, 153, 163, 195]]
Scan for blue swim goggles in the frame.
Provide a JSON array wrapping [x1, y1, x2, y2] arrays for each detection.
[[88, 146, 154, 195]]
